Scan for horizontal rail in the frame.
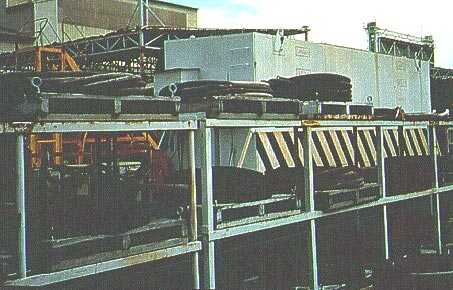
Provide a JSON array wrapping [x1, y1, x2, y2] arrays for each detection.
[[5, 242, 202, 287], [210, 185, 453, 240], [1, 120, 197, 133]]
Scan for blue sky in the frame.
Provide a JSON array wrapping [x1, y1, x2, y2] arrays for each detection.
[[172, 0, 452, 68]]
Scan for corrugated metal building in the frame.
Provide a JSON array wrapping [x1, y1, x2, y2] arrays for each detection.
[[0, 27, 33, 54], [0, 0, 197, 47], [59, 0, 198, 41], [0, 1, 34, 52], [159, 33, 431, 113]]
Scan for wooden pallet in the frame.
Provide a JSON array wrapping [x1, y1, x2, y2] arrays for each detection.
[[181, 95, 303, 117], [213, 194, 300, 229], [316, 183, 380, 212], [41, 218, 187, 272]]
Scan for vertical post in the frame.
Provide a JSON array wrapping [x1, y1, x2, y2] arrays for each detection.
[[139, 0, 145, 45], [201, 122, 215, 289], [429, 126, 440, 189], [30, 134, 38, 168], [352, 127, 359, 167], [430, 125, 442, 254], [53, 133, 63, 166], [398, 126, 405, 157], [34, 47, 42, 72], [144, 0, 149, 26], [302, 126, 319, 290], [293, 127, 302, 210], [189, 130, 200, 289], [16, 134, 27, 278], [376, 127, 386, 198], [376, 126, 390, 259], [138, 0, 145, 74], [352, 126, 361, 288]]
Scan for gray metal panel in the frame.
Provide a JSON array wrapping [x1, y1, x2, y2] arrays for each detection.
[[58, 0, 195, 33], [0, 41, 16, 53], [253, 33, 298, 79], [165, 33, 255, 81], [164, 33, 431, 112], [0, 1, 34, 35], [154, 68, 200, 95], [255, 35, 432, 112], [58, 0, 135, 31], [216, 129, 258, 171]]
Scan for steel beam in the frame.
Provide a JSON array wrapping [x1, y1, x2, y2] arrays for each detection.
[[6, 242, 202, 287], [2, 121, 197, 134], [205, 119, 301, 128], [430, 125, 442, 254], [189, 130, 200, 289], [352, 127, 359, 167], [16, 134, 27, 278], [376, 127, 387, 198], [303, 126, 319, 290], [144, 0, 149, 27], [376, 126, 390, 259], [200, 122, 216, 289], [293, 127, 302, 208], [139, 0, 145, 47], [209, 186, 453, 241]]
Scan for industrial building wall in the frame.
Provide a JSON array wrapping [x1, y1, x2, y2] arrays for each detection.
[[156, 1, 197, 28], [0, 40, 16, 53], [58, 0, 197, 41], [251, 33, 431, 112], [0, 1, 34, 36], [164, 34, 256, 81], [0, 38, 33, 53], [164, 33, 431, 113]]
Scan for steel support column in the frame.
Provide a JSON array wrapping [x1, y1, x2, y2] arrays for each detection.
[[352, 127, 359, 167], [429, 125, 442, 254], [144, 0, 149, 26], [16, 134, 27, 278], [189, 130, 200, 289], [201, 123, 216, 289], [139, 0, 145, 46], [138, 0, 145, 74], [293, 127, 302, 210], [376, 126, 390, 259], [398, 126, 405, 156], [303, 127, 319, 290]]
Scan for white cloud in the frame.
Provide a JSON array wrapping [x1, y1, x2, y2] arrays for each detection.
[[198, 0, 453, 68]]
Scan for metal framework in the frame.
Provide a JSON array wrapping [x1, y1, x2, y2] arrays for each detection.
[[0, 26, 310, 76], [432, 67, 453, 80], [2, 115, 452, 289], [2, 116, 200, 288], [366, 22, 435, 65], [199, 118, 449, 290]]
